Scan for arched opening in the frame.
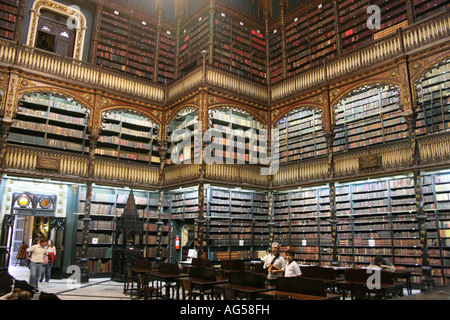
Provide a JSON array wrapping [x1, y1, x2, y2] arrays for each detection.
[[332, 84, 407, 153], [274, 107, 326, 164], [97, 109, 161, 165]]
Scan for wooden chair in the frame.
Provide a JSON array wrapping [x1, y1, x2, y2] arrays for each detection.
[[137, 273, 157, 300], [223, 285, 236, 300], [367, 270, 403, 299], [180, 278, 202, 300], [124, 268, 138, 296], [276, 276, 326, 297]]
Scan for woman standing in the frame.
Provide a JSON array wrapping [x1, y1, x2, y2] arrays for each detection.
[[40, 240, 56, 283]]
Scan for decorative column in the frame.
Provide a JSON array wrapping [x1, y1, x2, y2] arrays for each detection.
[[332, 0, 342, 55], [90, 0, 104, 64], [13, 0, 26, 42], [155, 144, 167, 262], [414, 170, 435, 291], [79, 132, 99, 283], [195, 52, 209, 259], [78, 92, 101, 283], [267, 191, 275, 245], [208, 0, 216, 65], [174, 17, 182, 79], [153, 0, 164, 83], [263, 4, 271, 102], [279, 0, 288, 79]]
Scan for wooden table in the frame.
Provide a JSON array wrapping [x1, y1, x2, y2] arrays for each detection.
[[146, 271, 188, 299], [213, 283, 271, 300], [394, 285, 450, 300], [186, 277, 228, 300], [258, 290, 342, 300]]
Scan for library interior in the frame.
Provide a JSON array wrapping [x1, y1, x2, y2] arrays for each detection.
[[0, 0, 449, 301]]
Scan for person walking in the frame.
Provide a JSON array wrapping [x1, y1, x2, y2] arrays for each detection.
[[27, 238, 48, 291], [40, 239, 56, 283]]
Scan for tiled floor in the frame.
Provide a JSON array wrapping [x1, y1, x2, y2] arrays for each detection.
[[8, 266, 130, 300]]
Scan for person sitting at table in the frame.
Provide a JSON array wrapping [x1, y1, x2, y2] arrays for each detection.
[[284, 249, 301, 278], [369, 255, 395, 271], [263, 242, 285, 286]]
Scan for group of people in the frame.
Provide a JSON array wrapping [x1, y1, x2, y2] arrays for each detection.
[[261, 242, 395, 286], [26, 238, 56, 290]]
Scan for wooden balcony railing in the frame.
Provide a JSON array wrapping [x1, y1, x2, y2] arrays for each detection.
[[0, 12, 448, 105], [0, 40, 165, 103], [271, 12, 450, 102]]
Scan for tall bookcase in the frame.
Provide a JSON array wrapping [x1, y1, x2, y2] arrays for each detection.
[[213, 10, 266, 84], [422, 171, 450, 286], [338, 0, 372, 52], [206, 186, 269, 263], [166, 109, 199, 165], [76, 186, 170, 276], [208, 108, 266, 164], [0, 0, 18, 40], [10, 93, 89, 154], [179, 11, 210, 76], [415, 58, 450, 136], [268, 26, 283, 84], [413, 0, 449, 21], [97, 110, 160, 164], [275, 108, 327, 164], [96, 5, 175, 84], [333, 84, 408, 153], [274, 185, 332, 266]]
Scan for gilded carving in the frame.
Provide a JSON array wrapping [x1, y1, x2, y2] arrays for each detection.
[[27, 0, 87, 60]]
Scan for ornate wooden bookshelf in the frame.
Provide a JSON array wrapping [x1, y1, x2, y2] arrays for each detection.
[[97, 110, 160, 165], [10, 93, 89, 154]]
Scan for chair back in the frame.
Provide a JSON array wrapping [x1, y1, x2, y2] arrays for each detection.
[[135, 259, 153, 270], [190, 266, 216, 281], [345, 268, 369, 283], [158, 262, 180, 275], [318, 266, 336, 280], [221, 259, 245, 271], [223, 285, 236, 300], [229, 271, 265, 288], [192, 258, 211, 268], [253, 262, 265, 274], [300, 265, 321, 278], [276, 276, 326, 297]]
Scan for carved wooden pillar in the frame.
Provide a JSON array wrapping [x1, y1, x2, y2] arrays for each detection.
[[0, 119, 12, 170], [267, 191, 275, 245], [79, 92, 101, 283], [90, 0, 104, 64], [406, 0, 416, 24], [155, 190, 166, 261], [13, 0, 26, 42], [0, 73, 19, 171], [329, 182, 338, 266], [332, 0, 342, 55], [414, 170, 435, 290], [279, 0, 287, 79], [153, 1, 164, 83], [79, 132, 99, 283], [195, 86, 209, 259], [264, 4, 271, 102], [174, 17, 181, 79], [208, 0, 216, 65]]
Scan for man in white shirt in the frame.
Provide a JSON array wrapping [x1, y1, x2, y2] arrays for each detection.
[[284, 249, 301, 277], [27, 238, 48, 290], [263, 242, 285, 286]]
